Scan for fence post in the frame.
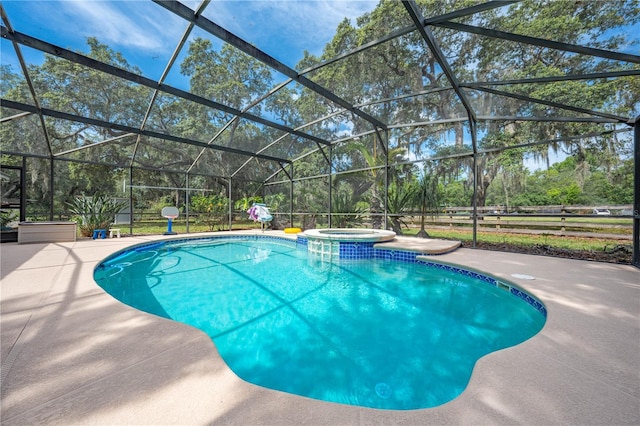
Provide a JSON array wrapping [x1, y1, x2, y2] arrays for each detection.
[[561, 216, 566, 234], [634, 115, 639, 267], [496, 215, 500, 230]]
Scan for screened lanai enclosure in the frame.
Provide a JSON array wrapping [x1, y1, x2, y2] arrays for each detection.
[[1, 0, 639, 265]]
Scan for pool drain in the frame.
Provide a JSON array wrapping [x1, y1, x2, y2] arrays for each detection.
[[375, 382, 392, 399]]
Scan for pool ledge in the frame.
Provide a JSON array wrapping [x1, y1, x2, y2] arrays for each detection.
[[374, 236, 461, 255]]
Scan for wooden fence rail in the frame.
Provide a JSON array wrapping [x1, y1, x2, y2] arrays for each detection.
[[76, 204, 634, 240], [402, 214, 633, 240]]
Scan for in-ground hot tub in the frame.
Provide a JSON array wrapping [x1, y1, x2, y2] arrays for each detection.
[[301, 228, 396, 259], [303, 228, 396, 242]]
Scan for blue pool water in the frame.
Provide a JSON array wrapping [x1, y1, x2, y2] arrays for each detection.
[[94, 237, 546, 410]]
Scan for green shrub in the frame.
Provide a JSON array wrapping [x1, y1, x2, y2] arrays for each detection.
[[67, 193, 128, 237], [191, 194, 228, 231], [1, 210, 17, 230]]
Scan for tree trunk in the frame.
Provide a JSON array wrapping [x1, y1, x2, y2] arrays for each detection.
[[370, 186, 383, 229], [390, 218, 403, 235], [416, 205, 430, 238], [502, 177, 510, 213], [416, 229, 430, 238]]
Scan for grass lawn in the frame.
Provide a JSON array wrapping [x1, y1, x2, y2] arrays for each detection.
[[401, 227, 630, 252], [118, 220, 261, 235], [480, 215, 632, 226], [416, 215, 632, 235]]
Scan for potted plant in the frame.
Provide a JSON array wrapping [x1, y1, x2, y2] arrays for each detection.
[[0, 210, 18, 242], [67, 193, 128, 238]]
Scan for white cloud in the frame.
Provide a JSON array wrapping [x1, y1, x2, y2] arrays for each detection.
[[202, 1, 377, 63], [56, 0, 186, 52], [3, 0, 377, 73]]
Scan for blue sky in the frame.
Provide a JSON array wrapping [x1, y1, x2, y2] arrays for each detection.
[[1, 0, 378, 87], [4, 1, 638, 84]]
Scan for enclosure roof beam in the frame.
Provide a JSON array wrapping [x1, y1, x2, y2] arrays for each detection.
[[283, 109, 622, 174], [298, 1, 516, 77], [184, 1, 312, 175], [375, 127, 631, 170], [478, 127, 631, 155], [0, 150, 50, 161], [263, 167, 286, 185], [263, 157, 303, 183], [107, 160, 233, 179], [231, 133, 290, 178], [129, 170, 230, 180], [195, 80, 304, 177], [132, 0, 212, 169], [422, 1, 519, 25], [0, 111, 32, 123], [298, 27, 413, 75], [0, 150, 209, 176], [467, 85, 630, 123], [0, 26, 331, 150], [1, 98, 291, 164], [276, 86, 455, 142], [153, 0, 388, 131], [232, 99, 342, 178], [0, 148, 284, 182], [402, 0, 477, 126], [465, 69, 640, 87], [476, 115, 621, 123], [373, 128, 388, 158], [287, 129, 378, 169], [387, 117, 469, 129], [54, 133, 136, 157], [355, 86, 453, 109], [282, 162, 293, 180], [33, 154, 131, 169], [315, 142, 332, 167], [434, 21, 640, 64]]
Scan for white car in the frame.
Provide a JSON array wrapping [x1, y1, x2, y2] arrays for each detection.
[[593, 208, 611, 215]]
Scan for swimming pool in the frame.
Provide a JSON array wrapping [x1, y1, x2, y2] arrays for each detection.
[[94, 236, 546, 410]]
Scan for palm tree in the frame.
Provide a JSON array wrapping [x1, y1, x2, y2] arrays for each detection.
[[386, 177, 417, 235], [355, 142, 412, 230], [66, 193, 128, 237], [415, 166, 440, 238], [332, 185, 367, 228]]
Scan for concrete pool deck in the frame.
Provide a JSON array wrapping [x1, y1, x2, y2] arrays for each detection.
[[1, 230, 638, 425]]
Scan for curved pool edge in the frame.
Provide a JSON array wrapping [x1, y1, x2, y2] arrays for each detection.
[[94, 233, 298, 266], [415, 255, 547, 319], [94, 233, 546, 321], [93, 233, 547, 411]]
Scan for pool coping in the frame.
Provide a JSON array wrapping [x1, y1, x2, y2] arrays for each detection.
[[1, 229, 638, 425], [375, 237, 462, 255]]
